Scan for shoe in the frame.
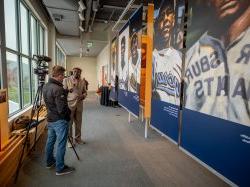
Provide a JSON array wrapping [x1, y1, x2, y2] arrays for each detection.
[[46, 161, 56, 169], [75, 139, 86, 145], [56, 165, 75, 176]]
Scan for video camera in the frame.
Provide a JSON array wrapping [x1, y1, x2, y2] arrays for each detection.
[[33, 55, 51, 82]]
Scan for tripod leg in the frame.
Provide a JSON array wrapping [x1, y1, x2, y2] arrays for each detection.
[[14, 128, 30, 183], [32, 126, 38, 151], [68, 137, 80, 160]]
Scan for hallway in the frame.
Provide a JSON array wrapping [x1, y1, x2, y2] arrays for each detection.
[[14, 93, 227, 187]]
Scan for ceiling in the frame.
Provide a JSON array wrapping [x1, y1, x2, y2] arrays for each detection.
[[42, 0, 152, 57]]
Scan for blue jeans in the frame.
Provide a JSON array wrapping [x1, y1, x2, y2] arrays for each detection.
[[45, 120, 69, 172]]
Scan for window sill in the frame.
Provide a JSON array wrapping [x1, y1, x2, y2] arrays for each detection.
[[8, 105, 33, 123]]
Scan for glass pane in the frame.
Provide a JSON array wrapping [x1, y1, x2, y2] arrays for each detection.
[[6, 52, 20, 114], [39, 26, 44, 55], [56, 47, 59, 65], [20, 3, 29, 55], [31, 16, 37, 57], [22, 57, 31, 106], [32, 60, 38, 101], [4, 0, 17, 50]]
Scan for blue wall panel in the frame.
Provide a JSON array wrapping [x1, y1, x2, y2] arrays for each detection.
[[151, 99, 179, 142], [181, 108, 250, 186]]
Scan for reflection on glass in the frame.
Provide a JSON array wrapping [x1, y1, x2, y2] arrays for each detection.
[[56, 46, 66, 67], [39, 27, 44, 55], [31, 16, 37, 57], [32, 60, 38, 101], [6, 52, 20, 114], [20, 3, 29, 55], [22, 57, 31, 106], [4, 0, 17, 50]]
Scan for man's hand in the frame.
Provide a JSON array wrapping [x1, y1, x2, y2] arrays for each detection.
[[78, 93, 87, 101]]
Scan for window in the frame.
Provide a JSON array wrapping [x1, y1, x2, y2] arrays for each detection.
[[31, 16, 37, 57], [22, 57, 31, 106], [31, 60, 38, 100], [56, 45, 66, 68], [20, 3, 29, 55], [3, 0, 47, 115], [6, 52, 21, 114], [4, 0, 17, 50], [39, 26, 44, 55]]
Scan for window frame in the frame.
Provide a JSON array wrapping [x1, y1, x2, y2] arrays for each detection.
[[3, 0, 48, 117]]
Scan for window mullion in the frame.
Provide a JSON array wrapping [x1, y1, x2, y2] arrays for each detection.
[[16, 0, 23, 109]]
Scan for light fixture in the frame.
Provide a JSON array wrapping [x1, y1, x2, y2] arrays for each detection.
[[79, 25, 84, 32], [78, 12, 85, 21], [78, 6, 83, 12], [87, 42, 93, 48], [53, 14, 63, 21], [78, 0, 86, 10]]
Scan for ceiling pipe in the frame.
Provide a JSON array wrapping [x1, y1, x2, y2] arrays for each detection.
[[85, 0, 93, 31], [89, 0, 99, 32], [112, 0, 136, 31]]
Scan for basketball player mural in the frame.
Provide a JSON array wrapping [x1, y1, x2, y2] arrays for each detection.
[[152, 1, 182, 106], [128, 33, 141, 93], [184, 0, 250, 126], [119, 36, 128, 90], [111, 41, 117, 87]]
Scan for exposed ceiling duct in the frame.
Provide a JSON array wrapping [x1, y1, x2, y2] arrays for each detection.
[[112, 0, 136, 31], [84, 0, 93, 32], [89, 0, 99, 33], [42, 0, 150, 57]]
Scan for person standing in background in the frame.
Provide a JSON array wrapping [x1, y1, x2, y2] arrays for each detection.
[[63, 67, 87, 147]]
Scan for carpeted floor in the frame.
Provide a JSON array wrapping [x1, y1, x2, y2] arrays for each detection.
[[13, 93, 228, 187]]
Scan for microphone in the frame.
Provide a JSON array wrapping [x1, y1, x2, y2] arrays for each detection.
[[33, 55, 52, 62]]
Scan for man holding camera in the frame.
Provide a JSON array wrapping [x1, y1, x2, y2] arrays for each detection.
[[63, 67, 87, 146], [43, 65, 75, 175]]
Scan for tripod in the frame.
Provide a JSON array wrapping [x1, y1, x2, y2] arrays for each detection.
[[14, 72, 80, 183], [14, 79, 45, 182]]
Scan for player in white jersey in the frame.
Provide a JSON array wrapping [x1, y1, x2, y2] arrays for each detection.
[[152, 3, 182, 105], [184, 0, 250, 126], [111, 45, 116, 87], [128, 33, 141, 93], [153, 48, 182, 105], [119, 36, 128, 90]]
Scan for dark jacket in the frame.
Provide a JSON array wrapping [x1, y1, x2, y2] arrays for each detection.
[[43, 78, 71, 122]]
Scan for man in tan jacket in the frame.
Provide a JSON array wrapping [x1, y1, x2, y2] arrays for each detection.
[[63, 67, 87, 146]]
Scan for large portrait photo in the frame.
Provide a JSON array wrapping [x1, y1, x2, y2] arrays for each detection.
[[111, 39, 117, 87], [128, 8, 142, 94], [184, 0, 250, 126], [152, 0, 183, 106], [118, 26, 129, 91]]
